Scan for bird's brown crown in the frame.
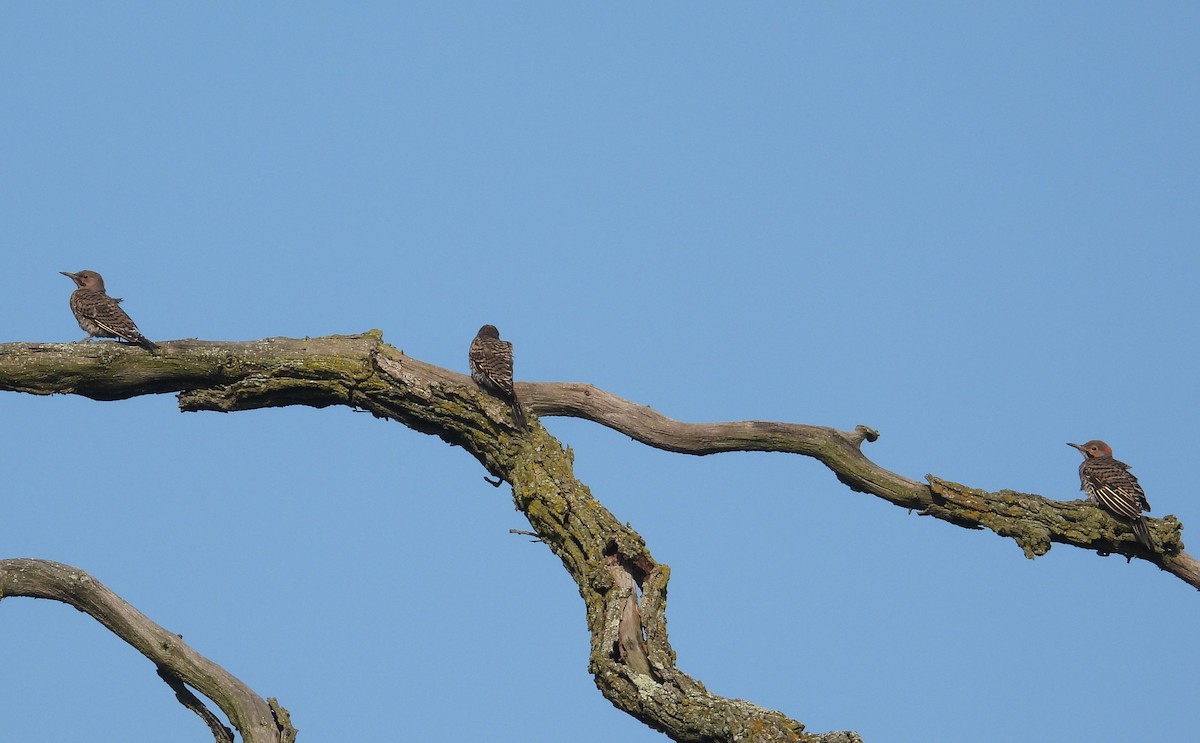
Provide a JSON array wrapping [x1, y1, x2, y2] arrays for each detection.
[[1068, 440, 1113, 459], [61, 270, 106, 291]]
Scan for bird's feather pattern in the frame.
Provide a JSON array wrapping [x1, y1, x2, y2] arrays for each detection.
[[63, 271, 158, 351], [469, 326, 526, 430]]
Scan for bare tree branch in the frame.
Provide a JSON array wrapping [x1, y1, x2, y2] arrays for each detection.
[[156, 666, 235, 743], [3, 336, 1186, 579], [0, 558, 296, 743], [0, 333, 1193, 741], [521, 380, 1190, 572]]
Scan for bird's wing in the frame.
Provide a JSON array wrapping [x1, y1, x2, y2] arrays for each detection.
[[1111, 459, 1151, 510], [1084, 474, 1149, 520], [90, 303, 143, 343]]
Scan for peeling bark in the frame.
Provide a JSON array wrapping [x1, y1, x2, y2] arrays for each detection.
[[0, 333, 1194, 741]]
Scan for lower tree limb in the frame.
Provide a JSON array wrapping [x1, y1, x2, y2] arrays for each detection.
[[0, 558, 296, 743]]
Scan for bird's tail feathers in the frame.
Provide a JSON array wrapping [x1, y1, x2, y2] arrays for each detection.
[[510, 397, 528, 431], [1131, 518, 1154, 551]]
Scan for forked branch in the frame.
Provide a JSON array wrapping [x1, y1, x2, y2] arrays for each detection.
[[0, 333, 1193, 742], [0, 558, 296, 743]]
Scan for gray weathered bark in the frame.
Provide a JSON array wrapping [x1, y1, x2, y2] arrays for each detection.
[[0, 557, 296, 743], [1, 333, 1193, 742]]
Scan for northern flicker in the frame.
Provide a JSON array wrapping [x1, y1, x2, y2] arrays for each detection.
[[1068, 440, 1153, 550], [61, 270, 159, 351], [469, 324, 527, 430]]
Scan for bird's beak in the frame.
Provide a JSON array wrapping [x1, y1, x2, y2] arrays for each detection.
[[1066, 442, 1083, 452], [60, 271, 76, 279]]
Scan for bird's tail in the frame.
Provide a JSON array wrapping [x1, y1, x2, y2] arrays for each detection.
[[1131, 517, 1154, 551], [137, 336, 160, 353], [510, 396, 528, 431]]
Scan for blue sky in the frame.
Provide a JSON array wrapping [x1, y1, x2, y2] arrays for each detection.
[[2, 4, 1197, 742]]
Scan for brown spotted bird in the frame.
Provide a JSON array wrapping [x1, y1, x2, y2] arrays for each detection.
[[469, 324, 527, 430], [1068, 440, 1153, 550], [61, 270, 159, 351]]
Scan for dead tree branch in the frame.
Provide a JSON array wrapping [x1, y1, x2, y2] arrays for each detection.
[[0, 558, 296, 743], [0, 332, 1193, 741]]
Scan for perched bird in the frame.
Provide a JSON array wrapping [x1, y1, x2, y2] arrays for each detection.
[[469, 324, 528, 430], [1068, 440, 1153, 550], [61, 270, 159, 351]]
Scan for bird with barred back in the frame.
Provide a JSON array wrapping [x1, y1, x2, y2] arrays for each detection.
[[469, 324, 527, 431], [61, 270, 159, 351], [1068, 440, 1153, 551]]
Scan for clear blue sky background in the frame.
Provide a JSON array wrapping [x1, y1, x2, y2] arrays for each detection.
[[2, 5, 1197, 742]]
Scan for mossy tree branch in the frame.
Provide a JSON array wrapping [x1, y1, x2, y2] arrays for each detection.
[[0, 333, 1193, 741]]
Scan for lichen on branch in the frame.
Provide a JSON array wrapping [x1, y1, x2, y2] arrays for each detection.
[[0, 333, 1195, 743]]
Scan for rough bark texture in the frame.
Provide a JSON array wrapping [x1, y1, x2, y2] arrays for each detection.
[[0, 558, 297, 743], [0, 333, 1194, 741]]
